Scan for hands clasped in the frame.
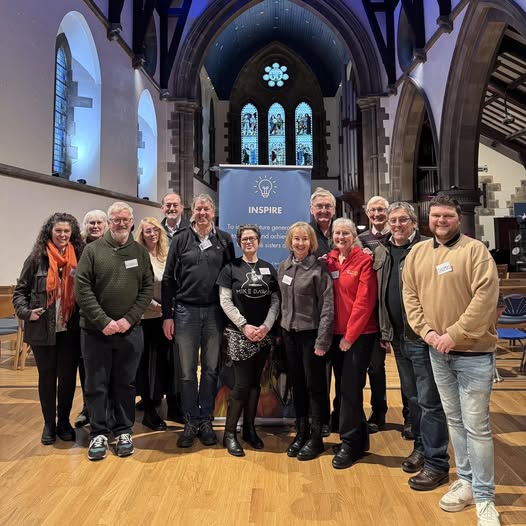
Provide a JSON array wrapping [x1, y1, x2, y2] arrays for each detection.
[[102, 318, 132, 336]]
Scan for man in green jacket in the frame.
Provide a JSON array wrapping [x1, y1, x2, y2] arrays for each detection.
[[75, 201, 153, 461]]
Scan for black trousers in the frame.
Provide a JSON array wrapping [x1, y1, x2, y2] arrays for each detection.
[[136, 317, 172, 407], [231, 347, 269, 402], [283, 329, 327, 421], [338, 333, 376, 448], [367, 336, 388, 414], [81, 326, 143, 438], [32, 330, 80, 425]]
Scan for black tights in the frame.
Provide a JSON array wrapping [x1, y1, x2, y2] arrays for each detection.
[[231, 348, 269, 402]]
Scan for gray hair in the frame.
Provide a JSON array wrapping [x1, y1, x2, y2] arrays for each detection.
[[332, 217, 362, 247], [107, 201, 133, 219], [310, 187, 336, 207], [81, 209, 108, 240], [191, 193, 216, 212], [366, 195, 389, 210], [387, 202, 418, 223]]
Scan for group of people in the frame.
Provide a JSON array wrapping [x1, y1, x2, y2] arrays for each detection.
[[12, 187, 501, 526]]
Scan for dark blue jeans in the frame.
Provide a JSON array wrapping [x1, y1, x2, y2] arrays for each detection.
[[175, 302, 224, 423], [392, 333, 449, 473]]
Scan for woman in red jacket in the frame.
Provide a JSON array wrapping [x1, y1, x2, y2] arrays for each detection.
[[326, 217, 378, 469]]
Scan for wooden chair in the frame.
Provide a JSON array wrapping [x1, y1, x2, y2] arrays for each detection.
[[496, 264, 508, 279], [0, 290, 30, 370], [508, 272, 526, 279]]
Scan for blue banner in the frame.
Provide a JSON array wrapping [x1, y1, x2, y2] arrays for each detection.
[[218, 165, 312, 268]]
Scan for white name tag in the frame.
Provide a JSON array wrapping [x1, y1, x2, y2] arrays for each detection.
[[70, 268, 77, 277], [260, 267, 271, 275], [282, 275, 293, 285], [436, 262, 452, 275], [125, 259, 139, 269], [331, 270, 340, 279], [199, 239, 212, 251]]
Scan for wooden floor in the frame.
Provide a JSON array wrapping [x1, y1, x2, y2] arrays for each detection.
[[0, 346, 525, 526]]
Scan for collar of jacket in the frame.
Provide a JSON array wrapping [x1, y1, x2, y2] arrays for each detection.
[[102, 229, 135, 249], [327, 245, 363, 264], [283, 253, 317, 270], [432, 231, 461, 249]]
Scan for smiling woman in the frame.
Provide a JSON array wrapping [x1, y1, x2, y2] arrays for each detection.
[[12, 212, 85, 446]]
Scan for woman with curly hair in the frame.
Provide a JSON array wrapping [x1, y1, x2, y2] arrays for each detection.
[[13, 212, 85, 445], [135, 217, 171, 430]]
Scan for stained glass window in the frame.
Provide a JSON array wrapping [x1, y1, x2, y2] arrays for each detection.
[[241, 103, 258, 165], [262, 63, 289, 88], [268, 103, 286, 165], [295, 102, 313, 166], [53, 46, 68, 176]]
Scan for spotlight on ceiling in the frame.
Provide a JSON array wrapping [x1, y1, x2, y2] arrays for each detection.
[[132, 54, 146, 69], [107, 23, 122, 41]]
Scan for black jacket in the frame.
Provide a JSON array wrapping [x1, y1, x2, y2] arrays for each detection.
[[373, 232, 428, 342], [162, 225, 235, 316], [13, 256, 80, 346]]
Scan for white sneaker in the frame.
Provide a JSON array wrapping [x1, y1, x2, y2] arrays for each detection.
[[476, 501, 500, 526], [439, 479, 474, 512]]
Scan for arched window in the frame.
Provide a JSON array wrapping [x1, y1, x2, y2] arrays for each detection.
[[137, 90, 158, 200], [295, 102, 313, 166], [241, 103, 258, 165], [268, 103, 285, 165], [53, 43, 70, 177]]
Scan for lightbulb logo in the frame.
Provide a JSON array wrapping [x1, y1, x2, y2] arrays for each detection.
[[254, 175, 277, 199]]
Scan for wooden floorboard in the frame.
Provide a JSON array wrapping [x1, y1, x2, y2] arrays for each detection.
[[0, 347, 525, 525]]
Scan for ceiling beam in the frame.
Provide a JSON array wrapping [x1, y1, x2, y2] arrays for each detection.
[[132, 0, 156, 63], [480, 123, 526, 158], [159, 0, 192, 92], [436, 0, 452, 17], [488, 78, 526, 113]]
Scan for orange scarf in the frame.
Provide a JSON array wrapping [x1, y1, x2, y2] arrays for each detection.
[[46, 240, 77, 323]]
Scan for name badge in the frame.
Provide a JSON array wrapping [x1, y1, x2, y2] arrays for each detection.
[[199, 239, 212, 251], [436, 262, 452, 275], [331, 270, 340, 279], [125, 259, 139, 269], [260, 267, 271, 275], [282, 275, 293, 286]]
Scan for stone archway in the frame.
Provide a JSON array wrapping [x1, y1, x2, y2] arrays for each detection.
[[389, 78, 438, 202], [440, 1, 526, 190], [166, 0, 384, 207]]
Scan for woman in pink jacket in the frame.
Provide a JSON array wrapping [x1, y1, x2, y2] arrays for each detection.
[[326, 217, 378, 469]]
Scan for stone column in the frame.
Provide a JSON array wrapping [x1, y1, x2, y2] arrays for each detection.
[[168, 100, 199, 214]]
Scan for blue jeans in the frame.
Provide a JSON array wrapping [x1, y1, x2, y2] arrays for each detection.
[[392, 334, 449, 473], [429, 348, 496, 501], [175, 302, 224, 422]]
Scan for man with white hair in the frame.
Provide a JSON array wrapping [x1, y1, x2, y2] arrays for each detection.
[[75, 201, 153, 461], [358, 196, 391, 435]]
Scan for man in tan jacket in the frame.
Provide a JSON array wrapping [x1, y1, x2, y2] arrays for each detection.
[[402, 194, 500, 526]]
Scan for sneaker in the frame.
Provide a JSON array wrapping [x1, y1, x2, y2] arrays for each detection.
[[439, 479, 474, 512], [88, 434, 109, 461], [198, 419, 217, 446], [115, 433, 134, 457], [476, 501, 500, 526], [177, 421, 199, 448]]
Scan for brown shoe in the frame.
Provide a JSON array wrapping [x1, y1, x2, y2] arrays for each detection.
[[408, 468, 449, 491], [401, 449, 424, 473]]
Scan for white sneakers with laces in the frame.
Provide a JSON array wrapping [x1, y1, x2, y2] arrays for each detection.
[[439, 479, 474, 512], [476, 501, 501, 526]]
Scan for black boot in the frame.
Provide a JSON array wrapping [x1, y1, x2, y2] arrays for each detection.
[[297, 418, 325, 461], [223, 398, 245, 457], [242, 387, 264, 449], [287, 418, 308, 457]]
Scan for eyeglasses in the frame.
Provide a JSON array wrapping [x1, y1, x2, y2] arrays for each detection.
[[388, 217, 412, 225], [313, 204, 334, 210], [164, 203, 181, 209], [368, 207, 386, 213], [240, 237, 258, 244], [110, 218, 131, 225], [143, 228, 160, 235]]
